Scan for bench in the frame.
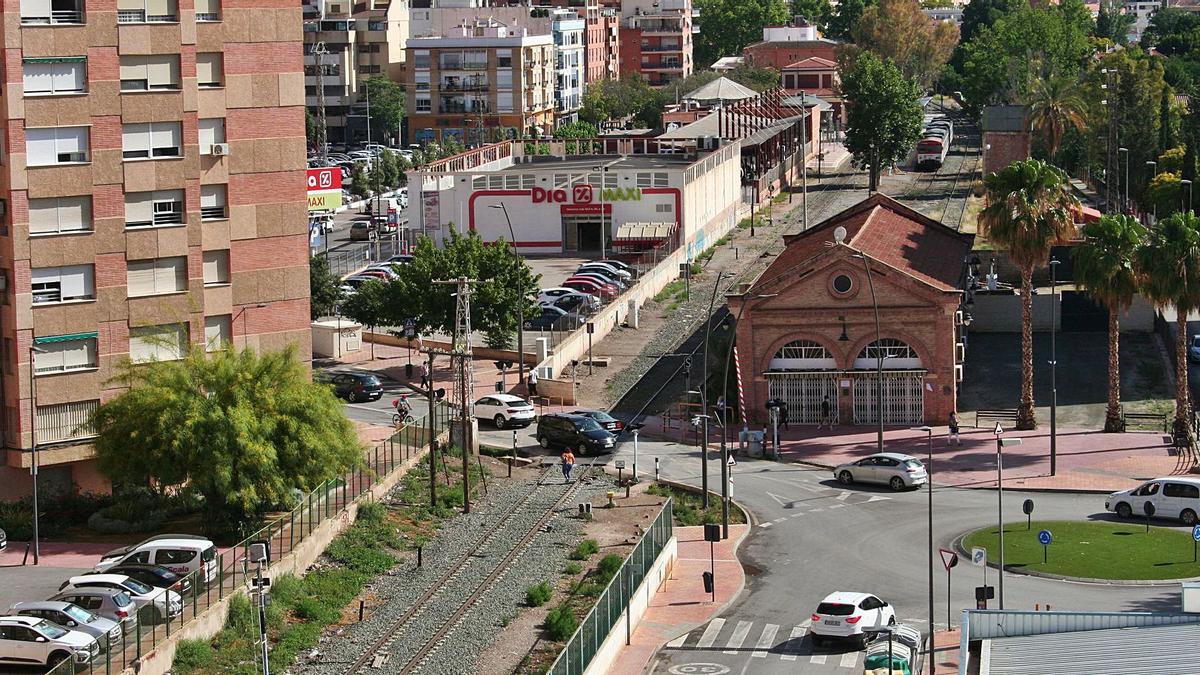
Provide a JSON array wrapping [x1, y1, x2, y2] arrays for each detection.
[[1122, 411, 1170, 433], [975, 409, 1019, 429]]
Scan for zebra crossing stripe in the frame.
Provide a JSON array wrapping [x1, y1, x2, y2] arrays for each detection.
[[839, 650, 859, 668], [723, 620, 753, 654], [750, 623, 779, 658], [665, 633, 688, 649], [695, 618, 725, 649], [810, 653, 827, 665], [760, 522, 773, 528], [780, 625, 807, 661]]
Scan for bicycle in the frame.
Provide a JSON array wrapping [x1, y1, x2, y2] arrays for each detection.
[[392, 395, 416, 427]]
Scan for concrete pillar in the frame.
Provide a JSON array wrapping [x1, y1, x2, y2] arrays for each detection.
[[627, 298, 640, 328]]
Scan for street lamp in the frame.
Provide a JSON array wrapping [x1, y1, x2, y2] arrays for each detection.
[[29, 345, 47, 565], [1049, 258, 1059, 476], [488, 203, 527, 397], [701, 271, 730, 509], [911, 425, 934, 656], [827, 228, 884, 450], [996, 436, 1023, 609], [719, 290, 778, 538], [592, 164, 610, 259]]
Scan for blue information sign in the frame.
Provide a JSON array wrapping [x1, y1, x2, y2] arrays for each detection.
[[1038, 529, 1053, 546], [1192, 525, 1200, 542]]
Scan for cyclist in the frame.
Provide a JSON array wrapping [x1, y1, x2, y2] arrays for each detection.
[[392, 395, 415, 426]]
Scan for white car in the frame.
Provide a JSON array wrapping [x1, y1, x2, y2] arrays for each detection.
[[539, 287, 599, 305], [809, 591, 896, 647], [474, 394, 536, 429], [1105, 477, 1200, 524], [59, 575, 182, 624], [834, 453, 927, 491], [0, 615, 100, 669], [578, 262, 632, 281]]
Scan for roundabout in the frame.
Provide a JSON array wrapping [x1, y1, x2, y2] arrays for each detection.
[[960, 520, 1200, 582]]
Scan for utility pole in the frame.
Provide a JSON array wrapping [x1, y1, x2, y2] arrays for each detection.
[[312, 42, 329, 164], [1103, 67, 1118, 214], [426, 350, 437, 507], [435, 277, 476, 513], [800, 90, 808, 230]]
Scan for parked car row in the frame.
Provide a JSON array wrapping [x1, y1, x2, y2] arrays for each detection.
[[1, 534, 216, 669], [339, 254, 414, 296], [527, 259, 639, 332]]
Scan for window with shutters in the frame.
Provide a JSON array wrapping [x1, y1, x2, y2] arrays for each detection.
[[31, 265, 95, 304], [129, 324, 188, 363], [200, 185, 227, 221], [202, 250, 229, 286], [122, 122, 181, 160], [25, 126, 89, 166], [29, 196, 92, 236], [197, 53, 223, 88], [126, 257, 187, 297], [198, 118, 225, 154], [20, 0, 84, 24], [117, 0, 178, 23], [195, 0, 219, 21], [204, 315, 231, 351], [125, 190, 184, 228], [36, 400, 98, 444], [33, 335, 98, 374], [23, 58, 87, 96], [119, 55, 180, 91]]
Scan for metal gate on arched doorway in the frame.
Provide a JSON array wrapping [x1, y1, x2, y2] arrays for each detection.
[[851, 339, 926, 425], [765, 339, 840, 424]]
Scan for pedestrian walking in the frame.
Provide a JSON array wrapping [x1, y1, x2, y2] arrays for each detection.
[[419, 362, 430, 390], [561, 448, 576, 482], [780, 400, 790, 430], [949, 411, 961, 446], [819, 395, 833, 429], [528, 369, 539, 398]]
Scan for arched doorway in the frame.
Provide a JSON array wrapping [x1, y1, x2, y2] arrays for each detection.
[[765, 339, 840, 424], [852, 339, 925, 425]]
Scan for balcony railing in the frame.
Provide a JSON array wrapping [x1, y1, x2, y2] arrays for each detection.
[[118, 9, 178, 23], [21, 8, 84, 24], [439, 103, 492, 114], [439, 81, 489, 92], [641, 44, 683, 52]]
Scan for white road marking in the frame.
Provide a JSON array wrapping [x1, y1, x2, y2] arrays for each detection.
[[696, 618, 725, 649], [810, 653, 827, 665], [751, 623, 779, 658], [836, 491, 851, 501], [829, 504, 846, 509], [773, 517, 787, 523], [723, 620, 753, 654], [766, 491, 792, 506], [808, 507, 823, 512], [781, 624, 808, 661], [839, 651, 859, 668], [867, 495, 891, 502], [790, 512, 804, 518], [759, 522, 773, 528], [665, 633, 688, 649]]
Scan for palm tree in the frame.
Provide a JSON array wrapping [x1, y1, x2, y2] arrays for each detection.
[[1135, 211, 1200, 443], [1073, 215, 1147, 432], [980, 159, 1080, 429], [1027, 74, 1088, 162]]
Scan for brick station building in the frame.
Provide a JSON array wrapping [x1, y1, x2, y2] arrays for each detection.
[[730, 194, 974, 427]]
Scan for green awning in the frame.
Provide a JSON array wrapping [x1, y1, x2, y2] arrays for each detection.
[[23, 57, 87, 64], [35, 331, 98, 344]]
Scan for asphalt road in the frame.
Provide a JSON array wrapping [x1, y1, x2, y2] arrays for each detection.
[[611, 438, 1179, 675]]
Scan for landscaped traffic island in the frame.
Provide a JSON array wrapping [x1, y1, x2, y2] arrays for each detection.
[[961, 520, 1200, 581]]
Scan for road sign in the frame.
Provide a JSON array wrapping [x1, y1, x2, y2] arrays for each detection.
[[1022, 499, 1035, 515], [1038, 529, 1053, 545], [939, 548, 959, 570], [970, 547, 986, 567], [403, 319, 416, 338], [614, 460, 626, 470], [993, 422, 1003, 435], [1192, 524, 1200, 542]]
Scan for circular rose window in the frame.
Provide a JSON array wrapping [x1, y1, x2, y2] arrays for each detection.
[[832, 274, 853, 294]]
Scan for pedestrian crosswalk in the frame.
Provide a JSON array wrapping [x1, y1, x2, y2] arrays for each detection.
[[664, 618, 866, 668]]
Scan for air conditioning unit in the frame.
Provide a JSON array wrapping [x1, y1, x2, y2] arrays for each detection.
[[210, 143, 229, 156]]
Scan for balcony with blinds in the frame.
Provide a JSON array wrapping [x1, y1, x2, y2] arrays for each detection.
[[117, 0, 178, 23], [36, 400, 99, 446], [20, 0, 84, 25], [194, 0, 219, 21]]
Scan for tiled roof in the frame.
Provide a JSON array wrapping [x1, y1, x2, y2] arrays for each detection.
[[783, 56, 837, 70], [752, 194, 975, 293]]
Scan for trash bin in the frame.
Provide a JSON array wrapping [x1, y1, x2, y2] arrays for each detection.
[[406, 363, 414, 379], [745, 430, 765, 458]]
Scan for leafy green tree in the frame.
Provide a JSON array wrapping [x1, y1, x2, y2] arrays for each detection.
[[1141, 8, 1200, 52], [727, 64, 783, 91], [579, 76, 662, 128], [92, 345, 363, 529], [341, 279, 390, 360], [385, 232, 541, 348], [958, 0, 1024, 44], [349, 162, 369, 199], [979, 159, 1079, 429], [1094, 2, 1134, 44], [1147, 171, 1184, 216], [1027, 74, 1088, 162], [790, 0, 831, 29], [1072, 214, 1147, 431], [849, 0, 959, 90], [1135, 211, 1200, 442], [826, 0, 870, 40], [361, 76, 405, 144], [305, 108, 317, 145], [310, 255, 343, 320], [554, 120, 599, 139], [838, 52, 924, 192], [694, 0, 790, 67], [377, 150, 401, 189], [1161, 87, 1178, 152]]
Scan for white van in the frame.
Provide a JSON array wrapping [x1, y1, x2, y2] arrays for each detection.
[[1105, 477, 1200, 524], [93, 535, 218, 585]]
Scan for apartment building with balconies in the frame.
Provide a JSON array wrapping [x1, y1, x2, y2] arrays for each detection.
[[303, 0, 409, 145], [618, 0, 694, 86], [405, 19, 555, 144], [0, 0, 311, 497]]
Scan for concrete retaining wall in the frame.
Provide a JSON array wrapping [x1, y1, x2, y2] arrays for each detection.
[[125, 442, 437, 675], [583, 536, 679, 675], [969, 294, 1155, 332]]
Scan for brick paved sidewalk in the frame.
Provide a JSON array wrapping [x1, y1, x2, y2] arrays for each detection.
[[611, 524, 750, 674]]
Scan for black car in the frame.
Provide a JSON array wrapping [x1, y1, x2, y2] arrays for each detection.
[[88, 563, 193, 596], [315, 371, 384, 402], [524, 307, 579, 331], [536, 413, 617, 455], [543, 295, 593, 316], [570, 409, 625, 433]]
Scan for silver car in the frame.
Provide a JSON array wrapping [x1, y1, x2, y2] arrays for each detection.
[[7, 601, 122, 652], [834, 452, 928, 491], [47, 588, 138, 634]]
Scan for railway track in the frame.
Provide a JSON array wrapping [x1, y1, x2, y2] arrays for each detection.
[[342, 461, 597, 674]]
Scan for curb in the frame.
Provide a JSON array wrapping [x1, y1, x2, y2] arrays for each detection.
[[776, 458, 1120, 495], [950, 530, 1200, 587]]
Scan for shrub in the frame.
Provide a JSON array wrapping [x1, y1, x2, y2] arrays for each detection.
[[171, 639, 213, 673], [545, 602, 578, 641], [563, 562, 582, 575], [356, 500, 386, 523], [595, 554, 623, 585], [525, 582, 553, 607], [574, 582, 604, 597], [568, 539, 599, 560], [293, 596, 332, 623], [0, 500, 35, 541]]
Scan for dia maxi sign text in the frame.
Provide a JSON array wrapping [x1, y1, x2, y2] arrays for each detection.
[[307, 167, 343, 212]]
